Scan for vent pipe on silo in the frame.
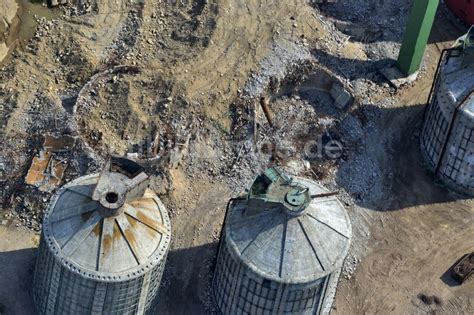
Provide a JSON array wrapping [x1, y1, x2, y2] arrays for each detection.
[[213, 167, 352, 315], [33, 156, 171, 314]]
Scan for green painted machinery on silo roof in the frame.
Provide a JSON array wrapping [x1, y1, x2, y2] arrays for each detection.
[[246, 167, 311, 216]]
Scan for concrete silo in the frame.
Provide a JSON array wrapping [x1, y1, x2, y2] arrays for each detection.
[[421, 30, 474, 196], [213, 167, 352, 315], [33, 156, 171, 314]]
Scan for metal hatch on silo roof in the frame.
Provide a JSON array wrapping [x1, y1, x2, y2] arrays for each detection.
[[213, 167, 352, 315], [33, 156, 171, 315]]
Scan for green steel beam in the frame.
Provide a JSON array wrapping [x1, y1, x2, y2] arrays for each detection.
[[397, 0, 439, 76]]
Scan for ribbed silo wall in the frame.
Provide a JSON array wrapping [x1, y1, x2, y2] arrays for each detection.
[[421, 83, 474, 195], [213, 235, 335, 315], [436, 109, 474, 194], [421, 83, 452, 170], [32, 237, 167, 315]]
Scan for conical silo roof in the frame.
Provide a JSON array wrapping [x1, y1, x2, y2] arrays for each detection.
[[224, 167, 351, 284], [41, 157, 171, 281], [439, 30, 474, 115]]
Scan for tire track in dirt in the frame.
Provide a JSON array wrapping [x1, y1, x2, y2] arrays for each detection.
[[169, 0, 323, 125]]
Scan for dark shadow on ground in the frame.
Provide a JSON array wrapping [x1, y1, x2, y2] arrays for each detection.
[[155, 242, 219, 315], [314, 2, 467, 45], [61, 95, 77, 114], [312, 48, 394, 83], [332, 103, 471, 211], [0, 248, 37, 315]]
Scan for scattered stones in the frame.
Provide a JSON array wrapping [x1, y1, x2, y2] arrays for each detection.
[[342, 254, 360, 280]]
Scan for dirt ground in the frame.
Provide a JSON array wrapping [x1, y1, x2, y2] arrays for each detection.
[[0, 0, 472, 314]]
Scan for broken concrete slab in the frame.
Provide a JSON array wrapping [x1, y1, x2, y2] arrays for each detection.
[[330, 83, 353, 109]]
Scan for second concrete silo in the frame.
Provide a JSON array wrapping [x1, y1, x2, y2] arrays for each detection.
[[213, 167, 352, 314], [421, 30, 474, 196], [33, 156, 171, 314]]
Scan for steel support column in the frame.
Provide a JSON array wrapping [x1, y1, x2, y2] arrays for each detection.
[[397, 0, 439, 76]]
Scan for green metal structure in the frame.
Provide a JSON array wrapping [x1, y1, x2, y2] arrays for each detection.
[[246, 167, 311, 216], [397, 0, 440, 76]]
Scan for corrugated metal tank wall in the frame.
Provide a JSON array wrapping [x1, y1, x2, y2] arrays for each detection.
[[213, 234, 336, 314], [421, 47, 474, 196], [33, 238, 167, 314]]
